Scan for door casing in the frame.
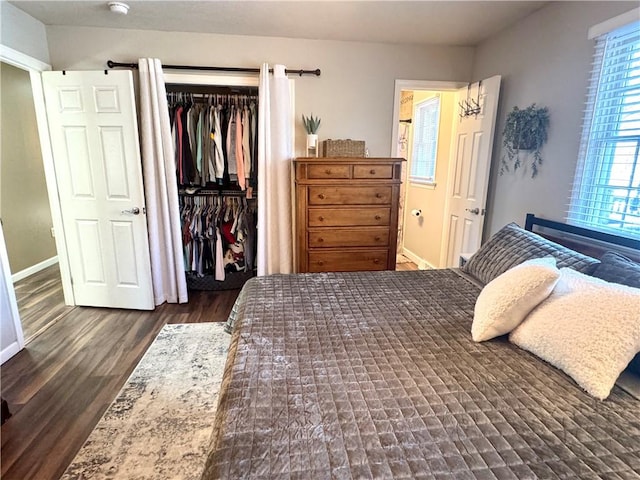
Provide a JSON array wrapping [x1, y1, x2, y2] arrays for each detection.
[[0, 44, 74, 308]]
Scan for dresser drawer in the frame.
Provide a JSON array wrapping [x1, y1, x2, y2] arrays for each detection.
[[308, 250, 388, 272], [308, 208, 390, 227], [308, 186, 392, 205], [309, 227, 389, 247], [307, 164, 350, 179], [353, 165, 393, 179]]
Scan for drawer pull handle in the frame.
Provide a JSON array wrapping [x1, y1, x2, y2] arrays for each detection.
[[325, 169, 332, 175], [376, 193, 382, 198], [375, 215, 381, 220], [374, 236, 381, 241], [318, 237, 324, 243], [370, 169, 376, 175], [318, 216, 325, 222], [318, 261, 324, 266], [373, 258, 380, 264], [318, 193, 325, 200]]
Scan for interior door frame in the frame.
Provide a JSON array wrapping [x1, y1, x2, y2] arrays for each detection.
[[0, 44, 75, 306], [390, 79, 467, 266]]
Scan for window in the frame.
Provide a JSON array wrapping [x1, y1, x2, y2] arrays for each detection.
[[410, 97, 440, 184], [569, 20, 640, 240]]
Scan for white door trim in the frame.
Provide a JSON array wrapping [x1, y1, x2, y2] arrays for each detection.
[[0, 44, 75, 306]]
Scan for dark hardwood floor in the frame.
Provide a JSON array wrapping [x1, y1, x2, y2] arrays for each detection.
[[13, 264, 74, 343], [1, 288, 240, 480]]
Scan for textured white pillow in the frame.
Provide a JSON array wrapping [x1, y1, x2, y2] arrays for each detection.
[[510, 268, 640, 400], [472, 257, 560, 342]]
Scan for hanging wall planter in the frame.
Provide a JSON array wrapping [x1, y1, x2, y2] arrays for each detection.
[[500, 104, 550, 178]]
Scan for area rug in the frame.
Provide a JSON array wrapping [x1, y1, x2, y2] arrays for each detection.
[[61, 323, 230, 480]]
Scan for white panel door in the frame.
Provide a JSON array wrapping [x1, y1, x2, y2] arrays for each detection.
[[42, 70, 154, 309], [442, 75, 501, 267]]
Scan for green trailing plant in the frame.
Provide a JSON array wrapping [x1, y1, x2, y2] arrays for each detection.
[[302, 114, 321, 134], [501, 104, 550, 178]]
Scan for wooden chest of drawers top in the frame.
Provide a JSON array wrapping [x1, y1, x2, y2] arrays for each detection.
[[294, 158, 403, 183]]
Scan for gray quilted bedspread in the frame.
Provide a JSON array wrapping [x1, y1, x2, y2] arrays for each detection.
[[201, 270, 640, 480]]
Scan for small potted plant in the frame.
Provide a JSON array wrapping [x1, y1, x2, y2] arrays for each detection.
[[302, 114, 321, 156], [501, 104, 550, 178]]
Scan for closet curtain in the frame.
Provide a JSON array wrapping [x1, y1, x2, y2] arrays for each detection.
[[138, 58, 188, 304], [257, 64, 294, 276]]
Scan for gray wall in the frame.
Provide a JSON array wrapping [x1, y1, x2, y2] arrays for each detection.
[[472, 1, 637, 237], [0, 1, 50, 64], [45, 26, 475, 157], [1, 62, 56, 273]]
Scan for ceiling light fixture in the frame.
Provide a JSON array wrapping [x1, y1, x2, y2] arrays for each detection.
[[108, 2, 129, 15]]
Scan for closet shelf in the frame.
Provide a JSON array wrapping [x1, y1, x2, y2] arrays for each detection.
[[178, 188, 257, 197]]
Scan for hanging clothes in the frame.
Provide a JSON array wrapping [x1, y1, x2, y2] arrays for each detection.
[[179, 195, 257, 280], [167, 92, 258, 191]]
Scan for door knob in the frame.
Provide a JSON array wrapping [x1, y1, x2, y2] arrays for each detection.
[[122, 207, 140, 215], [465, 207, 480, 215]]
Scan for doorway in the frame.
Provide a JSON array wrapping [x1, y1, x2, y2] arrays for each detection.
[[392, 77, 502, 269], [0, 61, 72, 343], [391, 80, 466, 269]]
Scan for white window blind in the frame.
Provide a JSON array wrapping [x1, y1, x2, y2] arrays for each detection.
[[410, 97, 440, 184], [569, 21, 640, 240]]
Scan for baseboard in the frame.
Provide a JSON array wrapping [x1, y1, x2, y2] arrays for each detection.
[[401, 248, 436, 270], [1, 341, 22, 365], [12, 256, 58, 283]]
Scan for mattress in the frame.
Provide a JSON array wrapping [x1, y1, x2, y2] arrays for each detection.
[[202, 269, 640, 479]]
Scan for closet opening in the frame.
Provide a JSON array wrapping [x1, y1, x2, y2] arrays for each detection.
[[165, 75, 260, 291]]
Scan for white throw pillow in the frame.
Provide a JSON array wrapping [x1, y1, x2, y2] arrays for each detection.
[[472, 257, 560, 342], [510, 268, 640, 400]]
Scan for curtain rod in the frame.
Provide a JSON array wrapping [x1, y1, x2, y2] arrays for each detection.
[[107, 60, 321, 77]]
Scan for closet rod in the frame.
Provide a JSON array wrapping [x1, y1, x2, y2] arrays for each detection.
[[178, 189, 256, 197], [107, 60, 321, 77]]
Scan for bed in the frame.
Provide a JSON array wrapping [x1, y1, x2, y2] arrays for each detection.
[[201, 215, 640, 479]]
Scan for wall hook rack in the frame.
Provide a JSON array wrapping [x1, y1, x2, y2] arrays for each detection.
[[458, 81, 482, 118]]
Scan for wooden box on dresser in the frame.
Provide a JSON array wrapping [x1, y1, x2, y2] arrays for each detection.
[[294, 157, 404, 273]]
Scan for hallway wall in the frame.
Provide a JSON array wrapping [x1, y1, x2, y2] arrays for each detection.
[[0, 62, 56, 273]]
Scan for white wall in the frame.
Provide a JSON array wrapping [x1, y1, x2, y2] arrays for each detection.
[[0, 2, 50, 64], [471, 1, 637, 237], [45, 26, 475, 157]]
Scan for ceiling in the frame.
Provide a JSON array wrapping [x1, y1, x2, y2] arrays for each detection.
[[9, 1, 549, 47]]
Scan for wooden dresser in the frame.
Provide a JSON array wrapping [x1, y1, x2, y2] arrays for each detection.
[[294, 157, 404, 273]]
